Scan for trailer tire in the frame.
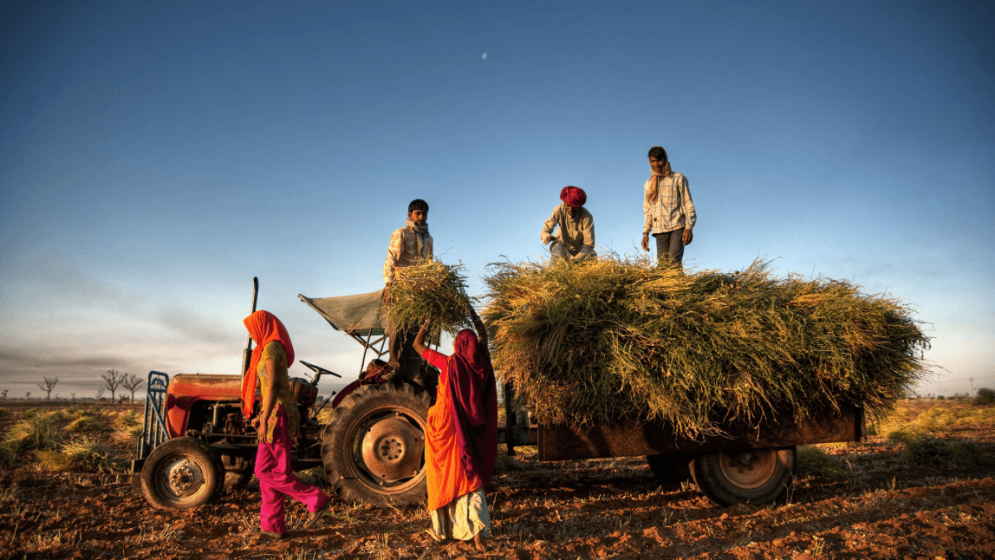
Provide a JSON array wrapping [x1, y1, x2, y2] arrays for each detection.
[[646, 452, 694, 484], [691, 446, 795, 506], [141, 437, 223, 510], [321, 383, 430, 507]]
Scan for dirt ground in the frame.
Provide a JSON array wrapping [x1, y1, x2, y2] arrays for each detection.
[[2, 400, 995, 560]]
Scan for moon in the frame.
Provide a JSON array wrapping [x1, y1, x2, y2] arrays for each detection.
[[482, 53, 487, 60]]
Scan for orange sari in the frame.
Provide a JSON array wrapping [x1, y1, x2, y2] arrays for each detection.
[[423, 347, 482, 510]]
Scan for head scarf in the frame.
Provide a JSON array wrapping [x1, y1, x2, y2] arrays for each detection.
[[446, 329, 499, 484], [645, 162, 672, 205], [241, 310, 295, 418], [560, 186, 587, 208], [405, 218, 430, 254]]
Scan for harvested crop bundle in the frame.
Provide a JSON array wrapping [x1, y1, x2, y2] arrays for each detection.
[[483, 256, 929, 438], [386, 259, 475, 339]]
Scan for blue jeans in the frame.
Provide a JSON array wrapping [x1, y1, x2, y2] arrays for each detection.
[[654, 230, 685, 267]]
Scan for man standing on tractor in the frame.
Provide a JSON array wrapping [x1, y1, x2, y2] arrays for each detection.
[[383, 199, 433, 379]]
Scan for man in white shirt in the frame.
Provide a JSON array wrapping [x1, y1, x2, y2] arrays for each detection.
[[640, 146, 696, 266], [383, 199, 433, 376]]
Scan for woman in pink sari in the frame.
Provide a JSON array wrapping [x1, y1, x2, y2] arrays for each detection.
[[413, 308, 498, 552], [242, 310, 329, 539]]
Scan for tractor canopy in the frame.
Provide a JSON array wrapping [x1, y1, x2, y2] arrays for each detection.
[[299, 290, 387, 336]]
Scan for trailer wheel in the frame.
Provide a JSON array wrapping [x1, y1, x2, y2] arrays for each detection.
[[646, 452, 694, 484], [141, 437, 223, 510], [691, 446, 795, 506], [321, 383, 430, 507]]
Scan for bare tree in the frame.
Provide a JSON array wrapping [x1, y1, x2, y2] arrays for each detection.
[[102, 369, 124, 402], [96, 386, 106, 400], [37, 376, 59, 400], [1, 390, 7, 400], [26, 391, 31, 400], [70, 392, 76, 402], [121, 373, 144, 403]]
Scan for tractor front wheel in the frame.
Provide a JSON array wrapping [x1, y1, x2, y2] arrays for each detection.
[[321, 383, 430, 507], [140, 437, 223, 510]]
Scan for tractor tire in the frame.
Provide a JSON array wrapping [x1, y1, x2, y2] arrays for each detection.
[[321, 383, 430, 507], [690, 446, 795, 507], [141, 437, 223, 510], [646, 452, 694, 484]]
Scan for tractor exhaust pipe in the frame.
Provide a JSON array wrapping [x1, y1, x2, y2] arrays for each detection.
[[240, 277, 259, 378]]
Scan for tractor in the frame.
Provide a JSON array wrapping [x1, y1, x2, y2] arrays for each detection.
[[131, 281, 438, 510]]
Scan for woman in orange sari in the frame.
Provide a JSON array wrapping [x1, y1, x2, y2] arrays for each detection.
[[413, 308, 498, 552], [242, 310, 329, 539]]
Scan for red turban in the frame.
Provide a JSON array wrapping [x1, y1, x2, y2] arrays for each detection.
[[560, 186, 587, 208]]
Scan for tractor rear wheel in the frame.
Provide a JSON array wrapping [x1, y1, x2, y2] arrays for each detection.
[[321, 383, 430, 507], [141, 437, 223, 510], [690, 446, 795, 506]]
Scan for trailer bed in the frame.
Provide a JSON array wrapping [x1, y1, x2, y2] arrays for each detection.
[[538, 403, 864, 461]]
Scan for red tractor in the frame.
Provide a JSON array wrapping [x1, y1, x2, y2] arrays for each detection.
[[131, 284, 436, 510]]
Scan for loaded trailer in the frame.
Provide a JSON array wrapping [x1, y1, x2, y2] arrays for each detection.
[[537, 403, 864, 506]]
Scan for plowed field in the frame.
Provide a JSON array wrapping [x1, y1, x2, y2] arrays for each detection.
[[2, 400, 994, 559]]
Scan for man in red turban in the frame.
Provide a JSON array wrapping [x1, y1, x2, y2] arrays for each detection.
[[540, 186, 596, 262]]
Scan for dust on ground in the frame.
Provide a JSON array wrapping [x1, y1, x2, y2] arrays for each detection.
[[2, 400, 994, 559]]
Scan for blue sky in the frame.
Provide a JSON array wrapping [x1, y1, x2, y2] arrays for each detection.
[[1, 0, 993, 400]]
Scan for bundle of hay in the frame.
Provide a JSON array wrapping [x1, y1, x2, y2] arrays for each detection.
[[483, 256, 929, 438], [386, 259, 475, 339]]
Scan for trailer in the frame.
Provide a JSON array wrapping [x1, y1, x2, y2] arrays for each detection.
[[537, 403, 864, 506]]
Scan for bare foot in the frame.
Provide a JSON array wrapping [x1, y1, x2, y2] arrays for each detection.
[[473, 533, 486, 553], [424, 528, 442, 543]]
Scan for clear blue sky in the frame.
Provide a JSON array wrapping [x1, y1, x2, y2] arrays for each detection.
[[2, 0, 993, 399]]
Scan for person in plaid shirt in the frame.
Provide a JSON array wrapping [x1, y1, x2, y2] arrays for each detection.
[[640, 146, 696, 266], [383, 199, 433, 377]]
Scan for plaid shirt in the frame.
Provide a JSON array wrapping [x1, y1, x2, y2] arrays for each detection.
[[643, 171, 696, 235], [383, 225, 433, 285]]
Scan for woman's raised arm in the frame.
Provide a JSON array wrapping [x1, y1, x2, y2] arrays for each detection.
[[469, 307, 487, 348], [413, 317, 431, 356]]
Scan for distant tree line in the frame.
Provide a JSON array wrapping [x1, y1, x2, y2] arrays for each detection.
[[1, 370, 147, 403]]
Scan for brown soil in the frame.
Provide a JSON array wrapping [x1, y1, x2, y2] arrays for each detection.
[[2, 402, 995, 560]]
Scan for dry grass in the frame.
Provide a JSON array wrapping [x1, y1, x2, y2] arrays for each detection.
[[386, 259, 475, 338], [873, 401, 995, 438], [484, 255, 929, 437], [796, 446, 847, 480], [2, 411, 62, 453], [66, 416, 100, 433], [114, 410, 143, 439], [36, 436, 116, 472], [893, 433, 989, 468]]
